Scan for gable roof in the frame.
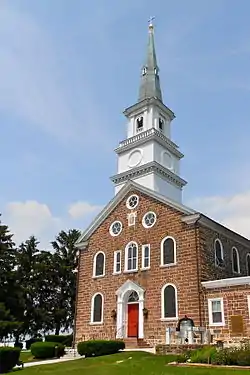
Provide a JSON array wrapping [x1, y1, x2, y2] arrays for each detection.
[[75, 180, 195, 247]]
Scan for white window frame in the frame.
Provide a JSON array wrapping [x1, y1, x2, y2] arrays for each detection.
[[160, 236, 177, 267], [109, 220, 122, 237], [214, 238, 224, 267], [232, 247, 240, 274], [124, 241, 138, 273], [127, 212, 137, 227], [90, 292, 104, 324], [141, 244, 150, 270], [247, 295, 250, 320], [126, 194, 139, 210], [93, 251, 105, 278], [208, 297, 225, 326], [142, 211, 157, 229], [113, 250, 121, 275], [161, 283, 178, 321]]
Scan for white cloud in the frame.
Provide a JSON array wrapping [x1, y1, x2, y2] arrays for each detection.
[[189, 190, 250, 239], [4, 201, 62, 249], [68, 201, 103, 219]]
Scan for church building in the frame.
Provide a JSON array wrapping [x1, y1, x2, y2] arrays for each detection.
[[75, 21, 250, 348]]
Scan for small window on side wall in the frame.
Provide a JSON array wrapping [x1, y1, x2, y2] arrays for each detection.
[[208, 298, 225, 326], [232, 247, 240, 274], [246, 254, 250, 276], [214, 239, 224, 267], [113, 250, 121, 274], [142, 244, 150, 269]]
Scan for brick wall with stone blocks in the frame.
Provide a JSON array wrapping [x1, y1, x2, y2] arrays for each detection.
[[199, 226, 250, 283], [202, 285, 250, 345], [75, 189, 202, 345]]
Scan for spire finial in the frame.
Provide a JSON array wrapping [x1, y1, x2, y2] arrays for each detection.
[[148, 16, 155, 30]]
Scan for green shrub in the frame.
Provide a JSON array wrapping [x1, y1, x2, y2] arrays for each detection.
[[77, 340, 125, 357], [211, 344, 250, 366], [45, 334, 73, 346], [31, 341, 65, 359], [26, 337, 43, 350], [190, 346, 217, 364], [0, 347, 21, 374]]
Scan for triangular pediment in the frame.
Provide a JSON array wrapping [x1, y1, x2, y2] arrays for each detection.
[[75, 180, 195, 247], [116, 279, 144, 296]]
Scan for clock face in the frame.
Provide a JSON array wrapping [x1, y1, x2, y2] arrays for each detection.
[[128, 149, 143, 168]]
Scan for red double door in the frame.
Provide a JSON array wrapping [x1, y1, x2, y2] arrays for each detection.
[[127, 303, 139, 337]]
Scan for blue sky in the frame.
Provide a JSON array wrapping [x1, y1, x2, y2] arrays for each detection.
[[1, 0, 250, 247]]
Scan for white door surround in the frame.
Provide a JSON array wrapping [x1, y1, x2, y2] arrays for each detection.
[[115, 279, 145, 339]]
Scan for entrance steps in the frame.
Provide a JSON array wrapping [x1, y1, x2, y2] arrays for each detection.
[[124, 338, 152, 349]]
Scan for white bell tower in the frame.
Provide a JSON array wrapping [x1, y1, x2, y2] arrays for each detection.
[[110, 20, 187, 203]]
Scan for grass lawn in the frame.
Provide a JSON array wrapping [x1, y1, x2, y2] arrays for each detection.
[[19, 351, 38, 363], [16, 351, 248, 374]]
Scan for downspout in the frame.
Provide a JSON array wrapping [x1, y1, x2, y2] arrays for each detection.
[[194, 220, 203, 327]]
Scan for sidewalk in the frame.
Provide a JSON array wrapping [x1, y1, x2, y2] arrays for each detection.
[[18, 355, 82, 368]]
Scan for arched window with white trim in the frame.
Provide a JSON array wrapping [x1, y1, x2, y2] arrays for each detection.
[[161, 284, 178, 319], [93, 251, 105, 277], [125, 242, 138, 272], [246, 254, 250, 276], [232, 247, 240, 274], [214, 239, 224, 267], [161, 236, 176, 266], [91, 293, 103, 323]]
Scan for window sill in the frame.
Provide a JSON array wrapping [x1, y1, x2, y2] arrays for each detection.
[[89, 322, 104, 325], [112, 272, 121, 276], [141, 267, 150, 271], [160, 263, 177, 268], [92, 275, 105, 279], [161, 317, 178, 322], [124, 269, 138, 274], [209, 322, 225, 327]]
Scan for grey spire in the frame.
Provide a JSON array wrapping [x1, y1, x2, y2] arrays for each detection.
[[138, 19, 162, 102]]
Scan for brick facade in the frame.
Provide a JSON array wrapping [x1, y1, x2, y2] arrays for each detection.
[[75, 186, 250, 347]]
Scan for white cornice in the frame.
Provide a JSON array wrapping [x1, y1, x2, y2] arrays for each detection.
[[123, 97, 175, 120], [75, 180, 195, 246], [202, 276, 250, 289], [110, 161, 187, 188], [115, 128, 183, 159]]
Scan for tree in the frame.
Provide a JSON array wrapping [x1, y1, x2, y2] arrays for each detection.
[[50, 229, 81, 335], [0, 215, 22, 340]]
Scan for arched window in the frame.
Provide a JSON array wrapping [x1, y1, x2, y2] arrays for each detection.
[[161, 236, 176, 266], [93, 252, 105, 277], [246, 254, 250, 276], [91, 293, 103, 323], [128, 291, 139, 302], [232, 247, 240, 274], [161, 284, 178, 319], [136, 116, 143, 132], [214, 239, 224, 267], [125, 242, 138, 272]]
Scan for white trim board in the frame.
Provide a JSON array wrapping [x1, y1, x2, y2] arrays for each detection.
[[202, 276, 250, 289]]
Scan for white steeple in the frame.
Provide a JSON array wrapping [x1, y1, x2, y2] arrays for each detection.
[[110, 20, 187, 203]]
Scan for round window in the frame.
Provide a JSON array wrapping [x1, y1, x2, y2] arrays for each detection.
[[109, 221, 122, 237], [126, 195, 139, 210], [142, 211, 156, 228]]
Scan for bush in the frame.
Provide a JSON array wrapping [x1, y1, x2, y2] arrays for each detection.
[[45, 334, 73, 346], [14, 342, 23, 349], [190, 346, 217, 364], [31, 342, 65, 359], [26, 337, 43, 350], [0, 347, 21, 374], [211, 344, 250, 366], [77, 340, 125, 357]]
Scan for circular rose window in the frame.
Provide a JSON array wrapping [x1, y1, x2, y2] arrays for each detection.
[[142, 211, 157, 228], [126, 195, 139, 210], [109, 221, 122, 237]]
